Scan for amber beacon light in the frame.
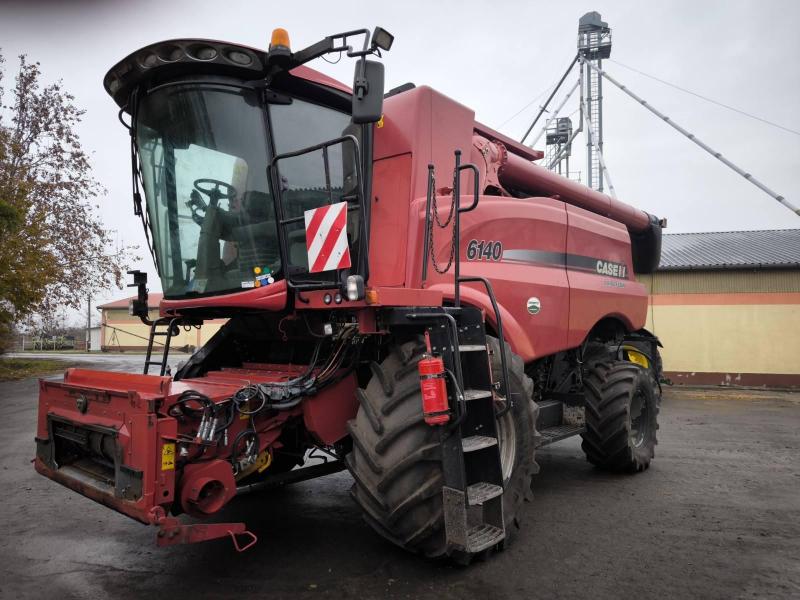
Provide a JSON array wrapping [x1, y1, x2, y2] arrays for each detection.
[[269, 28, 291, 51]]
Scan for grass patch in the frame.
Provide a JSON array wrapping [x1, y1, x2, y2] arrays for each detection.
[[0, 358, 73, 382]]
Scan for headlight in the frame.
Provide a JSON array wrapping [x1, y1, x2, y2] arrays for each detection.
[[345, 275, 365, 301]]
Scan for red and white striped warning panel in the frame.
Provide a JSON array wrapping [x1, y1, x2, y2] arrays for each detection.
[[304, 201, 351, 273]]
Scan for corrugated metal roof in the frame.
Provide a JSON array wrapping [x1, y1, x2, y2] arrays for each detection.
[[660, 229, 800, 271]]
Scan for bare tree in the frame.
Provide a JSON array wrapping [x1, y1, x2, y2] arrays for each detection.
[[0, 53, 136, 349]]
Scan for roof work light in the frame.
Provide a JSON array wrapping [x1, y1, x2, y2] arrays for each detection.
[[371, 27, 394, 51]]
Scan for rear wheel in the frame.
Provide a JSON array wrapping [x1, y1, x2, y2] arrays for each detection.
[[346, 337, 537, 559], [581, 361, 659, 472]]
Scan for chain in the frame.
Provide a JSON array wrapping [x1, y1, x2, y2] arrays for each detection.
[[427, 171, 458, 274]]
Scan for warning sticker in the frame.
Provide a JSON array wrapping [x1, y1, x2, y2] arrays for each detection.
[[304, 202, 351, 273], [161, 443, 175, 471]]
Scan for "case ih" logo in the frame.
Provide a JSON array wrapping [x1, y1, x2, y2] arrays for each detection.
[[595, 260, 627, 279]]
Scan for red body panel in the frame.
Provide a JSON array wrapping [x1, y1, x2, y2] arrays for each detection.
[[565, 205, 647, 346], [160, 279, 288, 316], [35, 372, 172, 524], [155, 84, 648, 355], [371, 86, 648, 361], [368, 153, 412, 287], [420, 195, 571, 361], [35, 365, 358, 527]]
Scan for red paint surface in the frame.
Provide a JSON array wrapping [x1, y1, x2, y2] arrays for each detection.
[[499, 151, 651, 232], [369, 153, 412, 286], [155, 85, 648, 362], [36, 362, 359, 526], [565, 205, 646, 347], [160, 279, 287, 316], [303, 375, 358, 445]]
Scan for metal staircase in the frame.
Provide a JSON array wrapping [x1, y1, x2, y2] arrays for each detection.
[[408, 149, 513, 556], [439, 308, 506, 554], [391, 305, 506, 555]]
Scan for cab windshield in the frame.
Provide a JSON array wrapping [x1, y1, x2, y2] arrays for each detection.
[[136, 81, 352, 298]]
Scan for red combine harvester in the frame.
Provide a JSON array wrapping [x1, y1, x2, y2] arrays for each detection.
[[34, 27, 665, 561]]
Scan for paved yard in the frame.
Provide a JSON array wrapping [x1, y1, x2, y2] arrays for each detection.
[[0, 359, 797, 599]]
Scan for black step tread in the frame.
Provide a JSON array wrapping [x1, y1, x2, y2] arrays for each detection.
[[458, 344, 486, 353], [466, 482, 503, 505], [463, 388, 492, 401], [537, 424, 585, 447], [467, 524, 505, 553], [461, 435, 498, 453], [536, 399, 563, 409]]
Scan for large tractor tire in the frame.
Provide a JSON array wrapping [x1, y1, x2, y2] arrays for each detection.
[[345, 336, 537, 559], [486, 336, 539, 519], [581, 360, 659, 472], [622, 340, 665, 390]]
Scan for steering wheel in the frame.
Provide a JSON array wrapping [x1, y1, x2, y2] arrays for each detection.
[[193, 178, 237, 208]]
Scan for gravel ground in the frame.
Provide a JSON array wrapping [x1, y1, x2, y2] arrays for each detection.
[[0, 358, 797, 600]]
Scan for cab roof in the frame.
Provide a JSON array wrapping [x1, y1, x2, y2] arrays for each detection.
[[104, 38, 350, 109]]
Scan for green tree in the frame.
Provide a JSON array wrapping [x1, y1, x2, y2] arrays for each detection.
[[0, 53, 135, 351]]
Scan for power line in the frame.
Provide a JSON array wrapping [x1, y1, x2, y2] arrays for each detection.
[[497, 82, 557, 129], [608, 58, 800, 137], [521, 55, 580, 143], [585, 59, 798, 216]]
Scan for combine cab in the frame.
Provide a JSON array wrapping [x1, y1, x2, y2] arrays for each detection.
[[34, 26, 664, 562]]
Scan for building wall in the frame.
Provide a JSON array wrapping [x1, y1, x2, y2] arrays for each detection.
[[637, 269, 800, 387], [101, 308, 226, 353]]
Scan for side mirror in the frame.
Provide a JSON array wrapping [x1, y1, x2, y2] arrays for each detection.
[[352, 59, 384, 124]]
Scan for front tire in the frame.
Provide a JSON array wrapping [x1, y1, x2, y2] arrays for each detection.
[[346, 337, 537, 559], [486, 336, 539, 533], [581, 361, 659, 472]]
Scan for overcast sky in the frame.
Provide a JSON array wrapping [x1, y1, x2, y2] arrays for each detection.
[[2, 0, 799, 315]]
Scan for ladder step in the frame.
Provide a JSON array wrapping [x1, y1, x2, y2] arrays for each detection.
[[461, 435, 498, 453], [466, 482, 503, 506], [467, 524, 505, 553], [463, 388, 492, 402], [458, 344, 486, 353], [537, 424, 585, 447], [537, 399, 562, 410]]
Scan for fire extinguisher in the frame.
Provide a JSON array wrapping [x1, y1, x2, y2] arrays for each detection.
[[419, 331, 450, 425]]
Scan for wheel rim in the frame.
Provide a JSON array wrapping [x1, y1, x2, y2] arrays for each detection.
[[629, 388, 650, 447], [496, 408, 517, 483]]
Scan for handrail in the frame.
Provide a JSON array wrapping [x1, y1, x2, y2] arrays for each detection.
[[420, 164, 435, 285], [268, 134, 368, 290], [457, 276, 513, 415], [418, 150, 514, 416], [452, 149, 481, 307]]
